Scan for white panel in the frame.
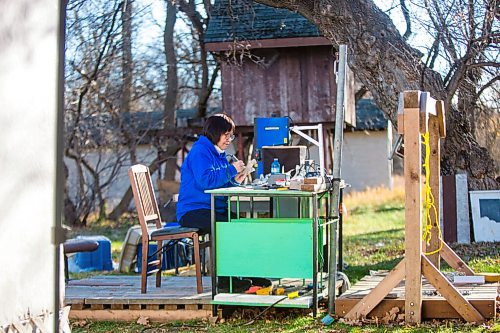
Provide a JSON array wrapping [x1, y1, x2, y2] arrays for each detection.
[[0, 0, 58, 328], [469, 190, 500, 242], [455, 173, 471, 244], [341, 131, 392, 192]]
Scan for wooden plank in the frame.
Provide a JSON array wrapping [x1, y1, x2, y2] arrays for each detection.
[[90, 304, 104, 310], [453, 276, 485, 285], [129, 304, 141, 310], [146, 304, 160, 310], [426, 113, 441, 268], [69, 309, 211, 322], [437, 100, 446, 138], [397, 92, 405, 134], [165, 304, 179, 310], [419, 92, 430, 133], [440, 240, 475, 275], [185, 304, 199, 311], [344, 259, 405, 320], [70, 304, 84, 310], [110, 304, 124, 310], [336, 298, 496, 319], [403, 104, 423, 324], [442, 175, 457, 243], [205, 37, 332, 52], [404, 90, 421, 108], [83, 297, 211, 305], [421, 255, 485, 323]]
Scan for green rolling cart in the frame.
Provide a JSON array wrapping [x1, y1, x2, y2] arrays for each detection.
[[207, 187, 336, 317]]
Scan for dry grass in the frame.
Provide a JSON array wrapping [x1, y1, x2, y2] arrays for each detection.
[[344, 175, 405, 210]]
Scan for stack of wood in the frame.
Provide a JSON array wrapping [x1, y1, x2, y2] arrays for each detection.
[[300, 177, 326, 192]]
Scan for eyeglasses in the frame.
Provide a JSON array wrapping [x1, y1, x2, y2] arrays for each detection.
[[223, 132, 235, 141]]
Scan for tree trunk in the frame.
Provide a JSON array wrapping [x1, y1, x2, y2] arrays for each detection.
[[255, 0, 498, 189], [160, 0, 180, 184], [121, 0, 133, 114], [164, 0, 178, 128]]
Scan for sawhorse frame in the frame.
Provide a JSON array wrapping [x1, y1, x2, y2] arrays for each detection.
[[344, 90, 484, 324]]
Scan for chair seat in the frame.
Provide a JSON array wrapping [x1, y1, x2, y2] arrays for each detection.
[[150, 226, 199, 238]]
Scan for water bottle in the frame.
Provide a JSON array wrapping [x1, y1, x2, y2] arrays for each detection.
[[271, 158, 280, 174]]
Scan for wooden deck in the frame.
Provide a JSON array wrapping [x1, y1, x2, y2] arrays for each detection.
[[64, 274, 338, 322], [335, 273, 498, 320], [65, 275, 213, 321]]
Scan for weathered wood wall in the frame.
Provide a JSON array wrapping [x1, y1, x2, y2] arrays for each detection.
[[220, 45, 355, 126]]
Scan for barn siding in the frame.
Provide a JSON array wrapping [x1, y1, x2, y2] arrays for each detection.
[[220, 46, 354, 126]]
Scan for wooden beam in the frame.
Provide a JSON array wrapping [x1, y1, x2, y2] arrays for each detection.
[[437, 100, 446, 138], [426, 113, 441, 268], [404, 90, 421, 108], [336, 299, 496, 319], [69, 309, 211, 322], [205, 36, 332, 52], [419, 92, 430, 133], [440, 240, 475, 275], [421, 255, 485, 323], [403, 103, 423, 324], [397, 92, 405, 134], [344, 259, 405, 320]]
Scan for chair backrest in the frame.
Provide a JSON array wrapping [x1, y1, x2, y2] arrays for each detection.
[[128, 165, 163, 236]]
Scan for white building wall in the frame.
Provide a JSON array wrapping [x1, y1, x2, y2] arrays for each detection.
[[342, 130, 393, 192], [0, 0, 59, 330], [65, 146, 158, 210]]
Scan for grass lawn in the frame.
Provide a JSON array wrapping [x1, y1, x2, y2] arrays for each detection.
[[70, 183, 499, 332]]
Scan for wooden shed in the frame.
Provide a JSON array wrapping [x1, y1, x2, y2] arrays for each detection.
[[204, 0, 356, 130]]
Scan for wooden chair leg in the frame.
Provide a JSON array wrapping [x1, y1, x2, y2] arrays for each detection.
[[193, 233, 203, 294], [141, 242, 148, 293], [156, 240, 163, 288]]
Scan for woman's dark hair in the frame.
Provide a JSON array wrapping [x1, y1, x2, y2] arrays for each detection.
[[203, 113, 235, 144]]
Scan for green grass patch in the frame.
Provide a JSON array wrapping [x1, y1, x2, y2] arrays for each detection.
[[343, 204, 405, 283], [71, 317, 500, 332]]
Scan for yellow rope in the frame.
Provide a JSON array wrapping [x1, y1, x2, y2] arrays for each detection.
[[421, 131, 443, 255]]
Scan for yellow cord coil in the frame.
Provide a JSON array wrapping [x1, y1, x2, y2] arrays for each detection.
[[421, 131, 443, 255]]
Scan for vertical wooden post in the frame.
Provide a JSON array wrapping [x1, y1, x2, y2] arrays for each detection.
[[427, 113, 441, 268], [403, 92, 422, 324]]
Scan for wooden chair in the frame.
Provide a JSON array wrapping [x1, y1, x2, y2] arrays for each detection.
[[128, 164, 203, 294]]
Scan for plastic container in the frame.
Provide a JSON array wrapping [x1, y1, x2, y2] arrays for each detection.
[[271, 158, 280, 174], [72, 235, 113, 272]]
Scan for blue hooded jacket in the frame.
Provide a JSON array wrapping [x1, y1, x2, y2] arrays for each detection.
[[176, 135, 237, 221]]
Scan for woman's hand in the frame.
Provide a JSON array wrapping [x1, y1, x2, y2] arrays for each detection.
[[232, 160, 245, 173], [234, 172, 246, 184]]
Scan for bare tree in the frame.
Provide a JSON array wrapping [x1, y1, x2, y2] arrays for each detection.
[[254, 0, 498, 189], [65, 0, 162, 224], [178, 0, 221, 117]]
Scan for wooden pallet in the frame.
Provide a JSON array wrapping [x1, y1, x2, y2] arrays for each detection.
[[65, 274, 345, 321], [65, 275, 212, 321], [335, 274, 498, 320]]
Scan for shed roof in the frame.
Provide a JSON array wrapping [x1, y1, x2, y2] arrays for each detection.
[[204, 0, 322, 44], [355, 99, 388, 131]]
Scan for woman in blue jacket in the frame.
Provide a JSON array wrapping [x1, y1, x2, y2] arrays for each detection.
[[176, 113, 245, 234], [176, 114, 270, 291]]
